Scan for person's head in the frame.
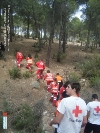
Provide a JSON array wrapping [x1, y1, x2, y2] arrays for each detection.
[[53, 77, 57, 82], [92, 94, 98, 100], [63, 81, 70, 88], [56, 73, 59, 75], [66, 82, 81, 96], [47, 70, 50, 73], [28, 54, 32, 58]]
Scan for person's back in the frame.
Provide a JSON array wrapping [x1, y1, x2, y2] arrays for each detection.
[[49, 82, 87, 133], [36, 60, 45, 70], [84, 94, 100, 133], [57, 96, 87, 133], [87, 101, 100, 124]]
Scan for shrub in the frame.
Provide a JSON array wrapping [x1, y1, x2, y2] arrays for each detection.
[[52, 52, 66, 62], [9, 67, 22, 79], [23, 71, 30, 79], [12, 102, 44, 133], [69, 72, 79, 82], [89, 77, 100, 89], [3, 99, 12, 114], [0, 113, 3, 132]]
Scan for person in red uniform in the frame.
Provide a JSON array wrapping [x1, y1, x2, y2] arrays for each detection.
[[50, 78, 59, 106], [26, 54, 34, 73], [59, 81, 70, 100], [16, 52, 24, 68], [44, 70, 54, 92], [36, 59, 45, 81]]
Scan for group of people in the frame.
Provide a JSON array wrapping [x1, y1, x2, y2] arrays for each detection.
[[15, 52, 100, 133], [44, 71, 65, 106], [49, 81, 100, 133], [16, 52, 45, 79], [16, 52, 35, 73]]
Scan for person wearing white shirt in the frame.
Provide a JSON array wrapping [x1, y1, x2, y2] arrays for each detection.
[[49, 82, 87, 133], [84, 94, 100, 133]]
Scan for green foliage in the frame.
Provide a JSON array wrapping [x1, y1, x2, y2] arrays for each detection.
[[3, 99, 12, 114], [81, 55, 100, 78], [52, 52, 66, 62], [89, 77, 100, 89], [23, 71, 30, 79], [0, 114, 3, 132], [77, 55, 100, 88], [69, 72, 79, 82], [12, 102, 44, 133], [9, 67, 22, 79]]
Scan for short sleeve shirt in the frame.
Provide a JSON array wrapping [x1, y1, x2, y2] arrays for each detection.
[[57, 96, 87, 133], [87, 101, 100, 125]]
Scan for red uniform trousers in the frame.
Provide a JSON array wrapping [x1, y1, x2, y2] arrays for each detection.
[[46, 81, 53, 92], [26, 64, 32, 72], [36, 69, 44, 79], [17, 58, 22, 68]]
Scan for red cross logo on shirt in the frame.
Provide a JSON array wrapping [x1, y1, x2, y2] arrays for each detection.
[[72, 106, 82, 117], [94, 106, 100, 113]]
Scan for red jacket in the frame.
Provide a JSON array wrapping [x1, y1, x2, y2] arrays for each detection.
[[51, 81, 59, 94], [16, 52, 23, 60], [36, 60, 45, 70], [44, 73, 54, 81], [55, 100, 61, 116]]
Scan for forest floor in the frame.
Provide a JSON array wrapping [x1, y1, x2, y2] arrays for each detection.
[[0, 36, 100, 133]]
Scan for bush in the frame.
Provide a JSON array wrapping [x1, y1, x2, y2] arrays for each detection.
[[9, 67, 22, 79], [0, 113, 3, 132], [69, 72, 79, 82], [23, 71, 30, 79], [3, 99, 12, 114], [12, 102, 44, 133], [89, 77, 100, 89], [52, 52, 66, 62]]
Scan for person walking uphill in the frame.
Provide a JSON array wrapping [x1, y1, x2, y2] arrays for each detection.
[[44, 70, 54, 92], [35, 59, 45, 81], [16, 52, 24, 68], [26, 54, 34, 73], [49, 82, 87, 133], [84, 94, 100, 133]]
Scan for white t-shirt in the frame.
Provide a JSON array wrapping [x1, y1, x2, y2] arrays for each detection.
[[87, 101, 100, 125], [57, 96, 87, 133]]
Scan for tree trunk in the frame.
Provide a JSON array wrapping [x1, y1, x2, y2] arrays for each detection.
[[26, 16, 29, 39], [62, 14, 67, 53], [10, 6, 14, 42], [46, 0, 55, 67], [43, 23, 47, 40], [0, 7, 1, 40], [85, 29, 90, 52]]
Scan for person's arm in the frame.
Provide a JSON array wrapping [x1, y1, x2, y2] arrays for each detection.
[[81, 115, 87, 127], [87, 110, 90, 120], [49, 112, 64, 126]]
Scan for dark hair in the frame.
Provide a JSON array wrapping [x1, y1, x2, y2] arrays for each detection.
[[62, 91, 69, 98], [71, 82, 81, 94], [63, 81, 71, 88], [56, 73, 59, 75], [92, 94, 98, 99], [28, 54, 32, 58], [47, 70, 50, 73]]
